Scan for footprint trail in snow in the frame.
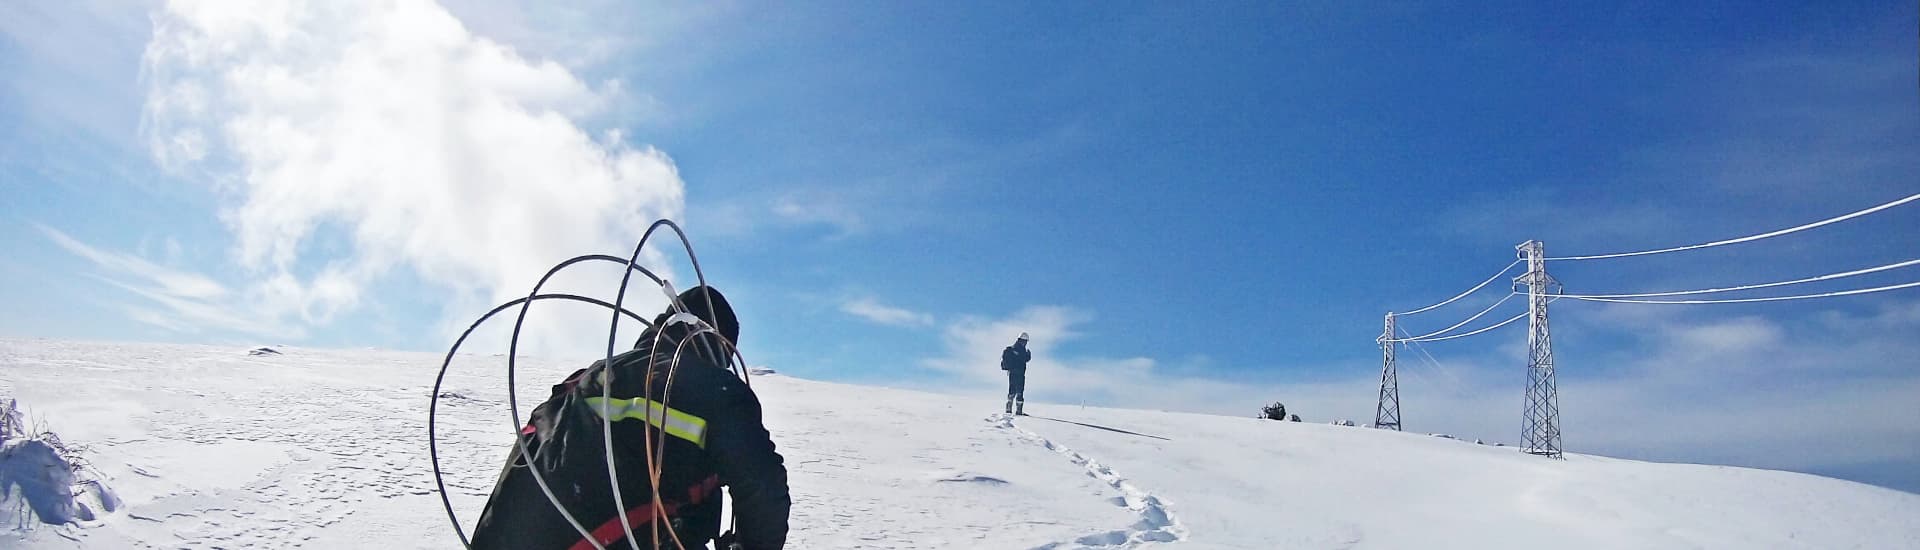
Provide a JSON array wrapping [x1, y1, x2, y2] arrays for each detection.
[[989, 414, 1188, 549]]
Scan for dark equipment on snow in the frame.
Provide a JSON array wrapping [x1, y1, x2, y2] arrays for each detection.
[[429, 220, 788, 550], [1261, 402, 1287, 421]]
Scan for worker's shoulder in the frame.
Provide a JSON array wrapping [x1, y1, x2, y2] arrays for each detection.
[[596, 349, 746, 393], [671, 360, 745, 387], [649, 356, 756, 402]]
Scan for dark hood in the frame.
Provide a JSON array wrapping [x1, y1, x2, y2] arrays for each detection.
[[632, 285, 740, 365]]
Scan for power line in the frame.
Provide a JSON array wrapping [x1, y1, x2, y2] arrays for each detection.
[[1400, 326, 1467, 393], [1398, 260, 1522, 315], [1387, 292, 1517, 342], [1562, 280, 1920, 304], [1562, 257, 1920, 299], [1403, 309, 1529, 342], [1546, 193, 1920, 261]]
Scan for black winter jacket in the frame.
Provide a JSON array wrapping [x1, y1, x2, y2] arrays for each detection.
[[1001, 345, 1031, 372], [471, 320, 789, 550]]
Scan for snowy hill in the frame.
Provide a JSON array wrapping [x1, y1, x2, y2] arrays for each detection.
[[2, 338, 1916, 549]]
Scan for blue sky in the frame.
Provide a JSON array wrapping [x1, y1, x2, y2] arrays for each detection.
[[3, 1, 1917, 493]]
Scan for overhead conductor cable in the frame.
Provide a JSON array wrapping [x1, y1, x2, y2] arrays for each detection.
[[1403, 309, 1533, 343], [1547, 193, 1920, 261], [1398, 260, 1522, 315], [1561, 257, 1920, 299], [1388, 292, 1517, 342], [1563, 280, 1920, 304]]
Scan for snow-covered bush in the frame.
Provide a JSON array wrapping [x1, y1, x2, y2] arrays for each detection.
[[1, 399, 119, 530]]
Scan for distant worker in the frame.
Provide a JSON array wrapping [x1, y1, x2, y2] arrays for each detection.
[[1001, 332, 1032, 415], [470, 285, 790, 550]]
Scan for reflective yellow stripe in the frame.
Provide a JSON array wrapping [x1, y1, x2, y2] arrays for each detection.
[[583, 396, 709, 448]]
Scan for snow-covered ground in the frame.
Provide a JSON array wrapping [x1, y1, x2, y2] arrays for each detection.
[[1, 338, 1916, 549]]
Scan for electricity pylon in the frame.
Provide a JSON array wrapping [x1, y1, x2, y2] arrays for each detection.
[[1374, 313, 1402, 431], [1515, 240, 1563, 458]]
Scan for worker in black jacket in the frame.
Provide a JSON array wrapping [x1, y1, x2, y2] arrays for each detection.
[[1001, 332, 1031, 415], [471, 285, 789, 550]]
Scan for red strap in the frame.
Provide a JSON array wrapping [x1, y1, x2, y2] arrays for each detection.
[[687, 475, 721, 503], [569, 501, 667, 550], [568, 475, 721, 550]]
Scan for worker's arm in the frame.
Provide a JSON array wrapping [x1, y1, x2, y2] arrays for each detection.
[[706, 379, 790, 550]]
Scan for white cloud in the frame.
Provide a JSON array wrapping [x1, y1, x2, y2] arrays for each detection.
[[916, 306, 1282, 411], [1337, 302, 1920, 474], [840, 297, 934, 327], [129, 0, 688, 353], [922, 305, 1085, 382]]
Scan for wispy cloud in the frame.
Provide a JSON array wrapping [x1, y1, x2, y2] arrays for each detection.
[[1678, 53, 1918, 198], [37, 224, 294, 338], [39, 224, 225, 300], [693, 119, 1097, 244], [839, 297, 934, 327], [772, 192, 868, 238], [698, 189, 877, 241]]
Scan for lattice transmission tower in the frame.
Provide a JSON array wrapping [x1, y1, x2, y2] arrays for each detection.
[[1515, 240, 1564, 458], [1374, 313, 1402, 431]]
